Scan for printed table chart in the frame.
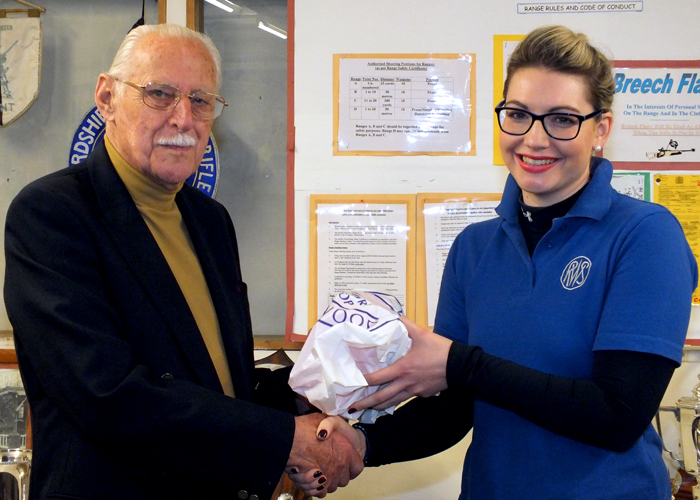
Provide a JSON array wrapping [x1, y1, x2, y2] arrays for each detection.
[[349, 77, 455, 122]]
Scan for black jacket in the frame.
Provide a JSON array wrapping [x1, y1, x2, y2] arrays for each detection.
[[4, 141, 295, 500]]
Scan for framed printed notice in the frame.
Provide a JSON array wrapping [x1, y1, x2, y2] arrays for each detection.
[[308, 195, 416, 332], [334, 54, 476, 156], [416, 193, 500, 328], [607, 60, 700, 170]]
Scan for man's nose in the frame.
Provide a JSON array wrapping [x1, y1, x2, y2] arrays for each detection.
[[170, 96, 195, 128]]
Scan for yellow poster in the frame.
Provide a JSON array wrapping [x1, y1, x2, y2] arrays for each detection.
[[493, 35, 525, 165], [653, 174, 700, 304]]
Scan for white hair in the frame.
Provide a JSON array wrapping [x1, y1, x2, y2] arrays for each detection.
[[107, 24, 222, 91]]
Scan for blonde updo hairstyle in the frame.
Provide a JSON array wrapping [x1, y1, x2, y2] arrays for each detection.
[[503, 25, 615, 115]]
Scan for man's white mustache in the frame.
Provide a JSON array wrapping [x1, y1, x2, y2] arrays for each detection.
[[157, 134, 196, 147]]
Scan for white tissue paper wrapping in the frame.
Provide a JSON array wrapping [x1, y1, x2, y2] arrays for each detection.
[[288, 290, 411, 423]]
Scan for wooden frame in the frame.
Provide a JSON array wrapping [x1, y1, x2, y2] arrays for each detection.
[[158, 0, 203, 31], [0, 333, 16, 364], [158, 0, 166, 24]]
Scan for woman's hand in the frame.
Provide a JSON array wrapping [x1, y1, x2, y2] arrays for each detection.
[[351, 316, 453, 412]]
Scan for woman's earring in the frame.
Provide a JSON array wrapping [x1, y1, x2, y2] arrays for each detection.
[[594, 145, 602, 152]]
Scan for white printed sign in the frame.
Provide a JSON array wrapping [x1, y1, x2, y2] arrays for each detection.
[[337, 55, 473, 154], [517, 2, 643, 14], [423, 201, 499, 326], [316, 203, 409, 318]]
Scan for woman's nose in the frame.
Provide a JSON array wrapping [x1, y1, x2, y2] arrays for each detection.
[[523, 118, 551, 148]]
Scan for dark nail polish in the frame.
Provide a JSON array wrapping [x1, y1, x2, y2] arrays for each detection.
[[313, 470, 323, 478], [290, 468, 298, 474], [318, 429, 328, 439], [318, 476, 327, 485], [317, 486, 325, 491], [348, 407, 357, 413]]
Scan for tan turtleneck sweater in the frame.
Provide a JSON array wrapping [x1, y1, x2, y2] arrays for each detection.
[[105, 137, 235, 397]]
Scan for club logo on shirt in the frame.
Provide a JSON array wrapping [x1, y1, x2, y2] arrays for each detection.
[[560, 256, 592, 290]]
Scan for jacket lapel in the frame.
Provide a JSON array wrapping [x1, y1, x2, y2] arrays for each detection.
[[177, 192, 255, 401], [86, 142, 223, 393]]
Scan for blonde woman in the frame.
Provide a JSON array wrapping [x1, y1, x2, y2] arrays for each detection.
[[292, 25, 698, 499]]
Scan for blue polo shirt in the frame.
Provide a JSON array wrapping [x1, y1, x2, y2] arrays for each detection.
[[435, 157, 697, 499]]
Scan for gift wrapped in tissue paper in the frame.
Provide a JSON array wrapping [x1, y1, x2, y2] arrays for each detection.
[[288, 290, 411, 423]]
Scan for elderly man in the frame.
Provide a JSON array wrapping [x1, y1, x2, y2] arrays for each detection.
[[4, 24, 361, 500]]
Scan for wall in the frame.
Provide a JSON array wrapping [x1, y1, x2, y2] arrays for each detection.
[[203, 0, 289, 337], [0, 0, 159, 329], [293, 0, 700, 336], [292, 1, 700, 498], [0, 0, 290, 337]]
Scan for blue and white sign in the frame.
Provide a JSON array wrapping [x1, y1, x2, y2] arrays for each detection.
[[69, 106, 220, 198]]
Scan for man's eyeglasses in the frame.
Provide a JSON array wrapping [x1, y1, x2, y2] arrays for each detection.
[[495, 101, 604, 141], [115, 79, 228, 120]]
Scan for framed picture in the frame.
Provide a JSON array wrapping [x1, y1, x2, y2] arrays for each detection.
[[0, 333, 30, 449]]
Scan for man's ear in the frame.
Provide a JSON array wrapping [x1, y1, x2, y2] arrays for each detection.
[[95, 73, 116, 122]]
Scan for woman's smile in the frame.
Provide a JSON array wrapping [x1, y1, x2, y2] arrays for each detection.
[[517, 154, 560, 173]]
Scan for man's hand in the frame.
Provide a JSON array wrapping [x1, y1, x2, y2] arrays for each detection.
[[288, 416, 366, 496], [350, 316, 453, 412], [317, 416, 366, 458], [286, 413, 364, 497]]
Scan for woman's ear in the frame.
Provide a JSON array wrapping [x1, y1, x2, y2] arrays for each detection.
[[595, 111, 614, 149], [95, 73, 116, 122]]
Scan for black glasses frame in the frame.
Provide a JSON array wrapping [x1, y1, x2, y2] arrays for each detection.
[[494, 100, 604, 141]]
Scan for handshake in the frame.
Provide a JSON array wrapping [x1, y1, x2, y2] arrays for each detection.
[[283, 314, 453, 497], [286, 413, 366, 497]]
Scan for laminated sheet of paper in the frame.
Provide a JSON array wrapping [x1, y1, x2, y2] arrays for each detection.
[[289, 290, 411, 423]]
